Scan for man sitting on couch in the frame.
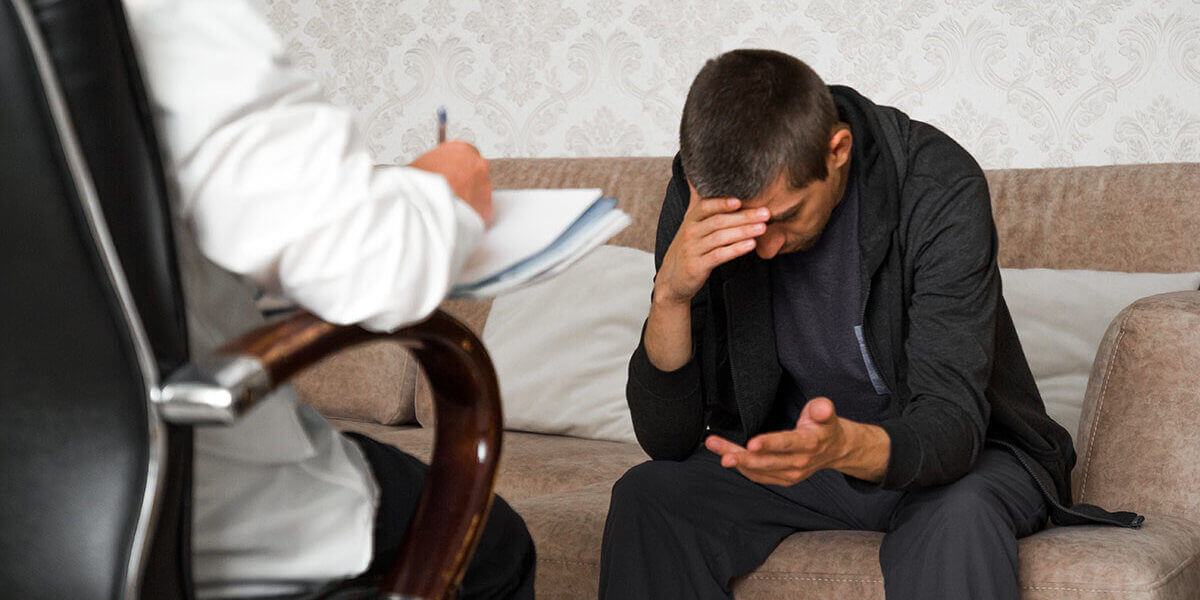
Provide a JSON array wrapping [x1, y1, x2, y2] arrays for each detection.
[[600, 49, 1140, 599]]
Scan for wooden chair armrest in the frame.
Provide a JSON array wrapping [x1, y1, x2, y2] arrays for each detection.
[[164, 310, 502, 600]]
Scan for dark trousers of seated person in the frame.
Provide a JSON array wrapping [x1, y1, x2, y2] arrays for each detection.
[[599, 446, 1047, 600], [346, 433, 535, 600]]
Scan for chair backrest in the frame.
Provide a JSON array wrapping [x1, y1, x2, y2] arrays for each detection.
[[0, 0, 191, 598]]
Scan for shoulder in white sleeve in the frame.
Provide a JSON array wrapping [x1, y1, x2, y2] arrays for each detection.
[[124, 0, 484, 332]]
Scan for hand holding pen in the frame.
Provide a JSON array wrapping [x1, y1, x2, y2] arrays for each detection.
[[409, 105, 494, 223]]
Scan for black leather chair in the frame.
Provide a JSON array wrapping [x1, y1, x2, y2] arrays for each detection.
[[0, 1, 503, 599]]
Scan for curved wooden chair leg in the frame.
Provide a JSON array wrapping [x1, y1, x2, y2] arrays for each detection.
[[219, 310, 503, 600]]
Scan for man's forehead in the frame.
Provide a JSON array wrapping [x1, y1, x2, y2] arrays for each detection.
[[744, 173, 807, 210]]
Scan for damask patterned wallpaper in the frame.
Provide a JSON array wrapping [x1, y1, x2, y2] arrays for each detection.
[[252, 0, 1200, 169]]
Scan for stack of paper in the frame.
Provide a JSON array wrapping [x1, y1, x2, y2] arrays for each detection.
[[452, 189, 630, 298]]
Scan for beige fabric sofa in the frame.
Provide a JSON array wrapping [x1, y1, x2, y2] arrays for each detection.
[[295, 158, 1200, 599]]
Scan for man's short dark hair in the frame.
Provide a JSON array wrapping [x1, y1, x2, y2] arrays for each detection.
[[680, 49, 837, 200]]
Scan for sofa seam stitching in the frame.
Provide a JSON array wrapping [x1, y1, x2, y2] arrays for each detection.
[[741, 574, 881, 583], [1023, 552, 1193, 593], [1020, 586, 1134, 594], [1079, 307, 1133, 500], [1141, 548, 1199, 592]]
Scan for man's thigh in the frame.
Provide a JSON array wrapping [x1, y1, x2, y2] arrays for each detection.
[[609, 450, 895, 563], [886, 446, 1048, 536], [878, 447, 1049, 599]]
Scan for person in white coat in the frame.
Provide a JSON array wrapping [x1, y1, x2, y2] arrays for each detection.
[[120, 0, 534, 598]]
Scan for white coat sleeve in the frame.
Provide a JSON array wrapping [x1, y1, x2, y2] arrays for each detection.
[[123, 0, 483, 332]]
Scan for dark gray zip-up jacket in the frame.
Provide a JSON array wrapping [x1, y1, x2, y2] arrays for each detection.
[[626, 85, 1142, 528]]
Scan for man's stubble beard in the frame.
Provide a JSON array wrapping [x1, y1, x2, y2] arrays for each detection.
[[786, 229, 823, 254]]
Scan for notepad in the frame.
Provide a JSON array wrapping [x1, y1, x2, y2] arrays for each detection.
[[451, 189, 630, 298]]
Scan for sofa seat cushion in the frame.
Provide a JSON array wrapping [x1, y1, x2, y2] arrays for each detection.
[[736, 513, 1200, 599], [328, 421, 647, 502], [1012, 514, 1200, 599], [509, 483, 613, 599], [512, 478, 1200, 600]]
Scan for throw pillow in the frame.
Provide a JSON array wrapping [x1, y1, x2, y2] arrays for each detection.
[[1000, 268, 1200, 440], [482, 246, 655, 443]]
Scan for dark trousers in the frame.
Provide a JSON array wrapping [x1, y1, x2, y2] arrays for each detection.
[[347, 433, 535, 600], [599, 446, 1047, 599]]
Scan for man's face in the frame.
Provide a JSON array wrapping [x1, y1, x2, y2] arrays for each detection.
[[739, 125, 852, 259], [742, 167, 846, 259]]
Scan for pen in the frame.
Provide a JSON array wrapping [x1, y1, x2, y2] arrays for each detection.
[[437, 105, 447, 144]]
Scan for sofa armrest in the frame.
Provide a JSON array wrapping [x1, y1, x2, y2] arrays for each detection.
[[1074, 290, 1200, 522], [161, 310, 502, 600]]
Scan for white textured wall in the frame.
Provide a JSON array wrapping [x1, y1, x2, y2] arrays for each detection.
[[252, 0, 1200, 169]]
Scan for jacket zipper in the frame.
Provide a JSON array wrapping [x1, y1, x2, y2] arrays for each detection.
[[994, 439, 1143, 529], [859, 294, 890, 401]]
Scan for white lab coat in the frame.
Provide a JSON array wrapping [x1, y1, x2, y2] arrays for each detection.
[[120, 0, 484, 596]]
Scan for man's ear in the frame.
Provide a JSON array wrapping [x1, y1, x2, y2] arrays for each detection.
[[827, 125, 852, 172]]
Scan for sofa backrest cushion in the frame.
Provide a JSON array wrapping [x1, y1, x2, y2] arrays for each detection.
[[490, 159, 1200, 273], [988, 163, 1200, 273], [1002, 268, 1200, 442]]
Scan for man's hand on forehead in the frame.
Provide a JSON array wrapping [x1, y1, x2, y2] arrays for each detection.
[[650, 186, 770, 307]]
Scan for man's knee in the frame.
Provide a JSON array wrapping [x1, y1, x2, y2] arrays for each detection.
[[609, 460, 690, 515], [918, 476, 1011, 532]]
